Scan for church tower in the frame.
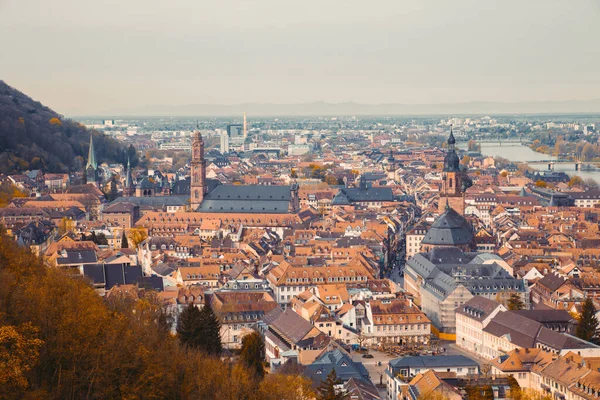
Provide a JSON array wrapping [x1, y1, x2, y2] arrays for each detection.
[[85, 134, 99, 186], [190, 131, 207, 210], [439, 128, 469, 215], [123, 158, 135, 197]]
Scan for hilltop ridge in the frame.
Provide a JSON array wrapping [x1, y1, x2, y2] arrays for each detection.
[[0, 80, 125, 174]]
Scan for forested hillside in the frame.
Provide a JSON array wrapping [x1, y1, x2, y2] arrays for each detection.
[[0, 231, 313, 399], [0, 81, 126, 174]]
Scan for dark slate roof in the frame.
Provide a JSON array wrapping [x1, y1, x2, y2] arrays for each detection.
[[536, 273, 567, 292], [171, 177, 191, 195], [421, 207, 473, 246], [568, 190, 600, 200], [482, 311, 542, 348], [304, 349, 370, 384], [83, 264, 106, 285], [56, 250, 98, 265], [137, 276, 164, 291], [332, 187, 394, 205], [105, 263, 143, 290], [15, 222, 51, 246], [424, 247, 477, 264], [512, 310, 573, 325], [198, 184, 292, 214], [456, 296, 504, 322], [137, 177, 155, 189], [443, 150, 460, 173], [389, 355, 477, 370], [112, 195, 189, 207], [536, 327, 599, 350]]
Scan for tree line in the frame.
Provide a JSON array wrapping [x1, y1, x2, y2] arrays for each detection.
[[0, 228, 331, 399]]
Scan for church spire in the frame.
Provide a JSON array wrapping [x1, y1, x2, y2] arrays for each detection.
[[86, 135, 97, 169], [125, 157, 132, 188], [447, 125, 456, 151]]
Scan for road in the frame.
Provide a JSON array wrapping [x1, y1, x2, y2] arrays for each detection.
[[350, 349, 395, 397]]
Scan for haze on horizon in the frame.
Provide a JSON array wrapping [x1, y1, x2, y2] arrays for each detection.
[[1, 0, 599, 116]]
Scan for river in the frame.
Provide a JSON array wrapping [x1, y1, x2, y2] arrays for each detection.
[[458, 143, 600, 182]]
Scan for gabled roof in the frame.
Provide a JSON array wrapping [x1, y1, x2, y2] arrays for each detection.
[[264, 308, 316, 344], [304, 349, 370, 384], [456, 296, 505, 322]]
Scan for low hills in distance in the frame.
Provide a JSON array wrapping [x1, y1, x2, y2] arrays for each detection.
[[87, 99, 600, 117], [0, 80, 126, 175]]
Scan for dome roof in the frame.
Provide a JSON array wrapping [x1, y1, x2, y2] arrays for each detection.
[[443, 151, 460, 172], [448, 130, 456, 145], [421, 206, 473, 247]]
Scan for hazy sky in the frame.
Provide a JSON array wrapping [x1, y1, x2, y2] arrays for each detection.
[[1, 0, 599, 115]]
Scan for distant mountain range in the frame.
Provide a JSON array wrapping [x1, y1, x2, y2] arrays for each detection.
[[88, 99, 600, 117]]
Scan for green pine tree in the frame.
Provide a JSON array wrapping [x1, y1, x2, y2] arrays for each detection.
[[121, 231, 129, 249], [240, 330, 266, 380], [176, 302, 203, 348], [507, 293, 525, 310], [197, 297, 222, 357], [576, 298, 599, 343], [316, 369, 346, 400]]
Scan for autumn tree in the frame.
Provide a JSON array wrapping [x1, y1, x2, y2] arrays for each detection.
[[324, 174, 338, 185], [568, 176, 584, 188], [0, 230, 303, 399], [49, 117, 62, 126], [128, 228, 148, 249], [507, 374, 522, 400], [507, 293, 526, 311], [582, 143, 596, 161], [58, 217, 74, 236], [535, 180, 547, 188], [0, 182, 27, 207], [465, 385, 494, 400], [239, 330, 266, 380], [316, 369, 346, 400], [0, 323, 43, 398], [576, 298, 599, 343], [257, 373, 315, 400]]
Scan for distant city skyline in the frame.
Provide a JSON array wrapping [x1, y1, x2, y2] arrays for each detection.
[[1, 0, 599, 115]]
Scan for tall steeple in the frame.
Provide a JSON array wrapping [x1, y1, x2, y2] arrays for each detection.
[[123, 157, 134, 197], [439, 127, 466, 215], [86, 135, 97, 170], [190, 130, 207, 210], [85, 134, 99, 186], [447, 125, 456, 152]]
